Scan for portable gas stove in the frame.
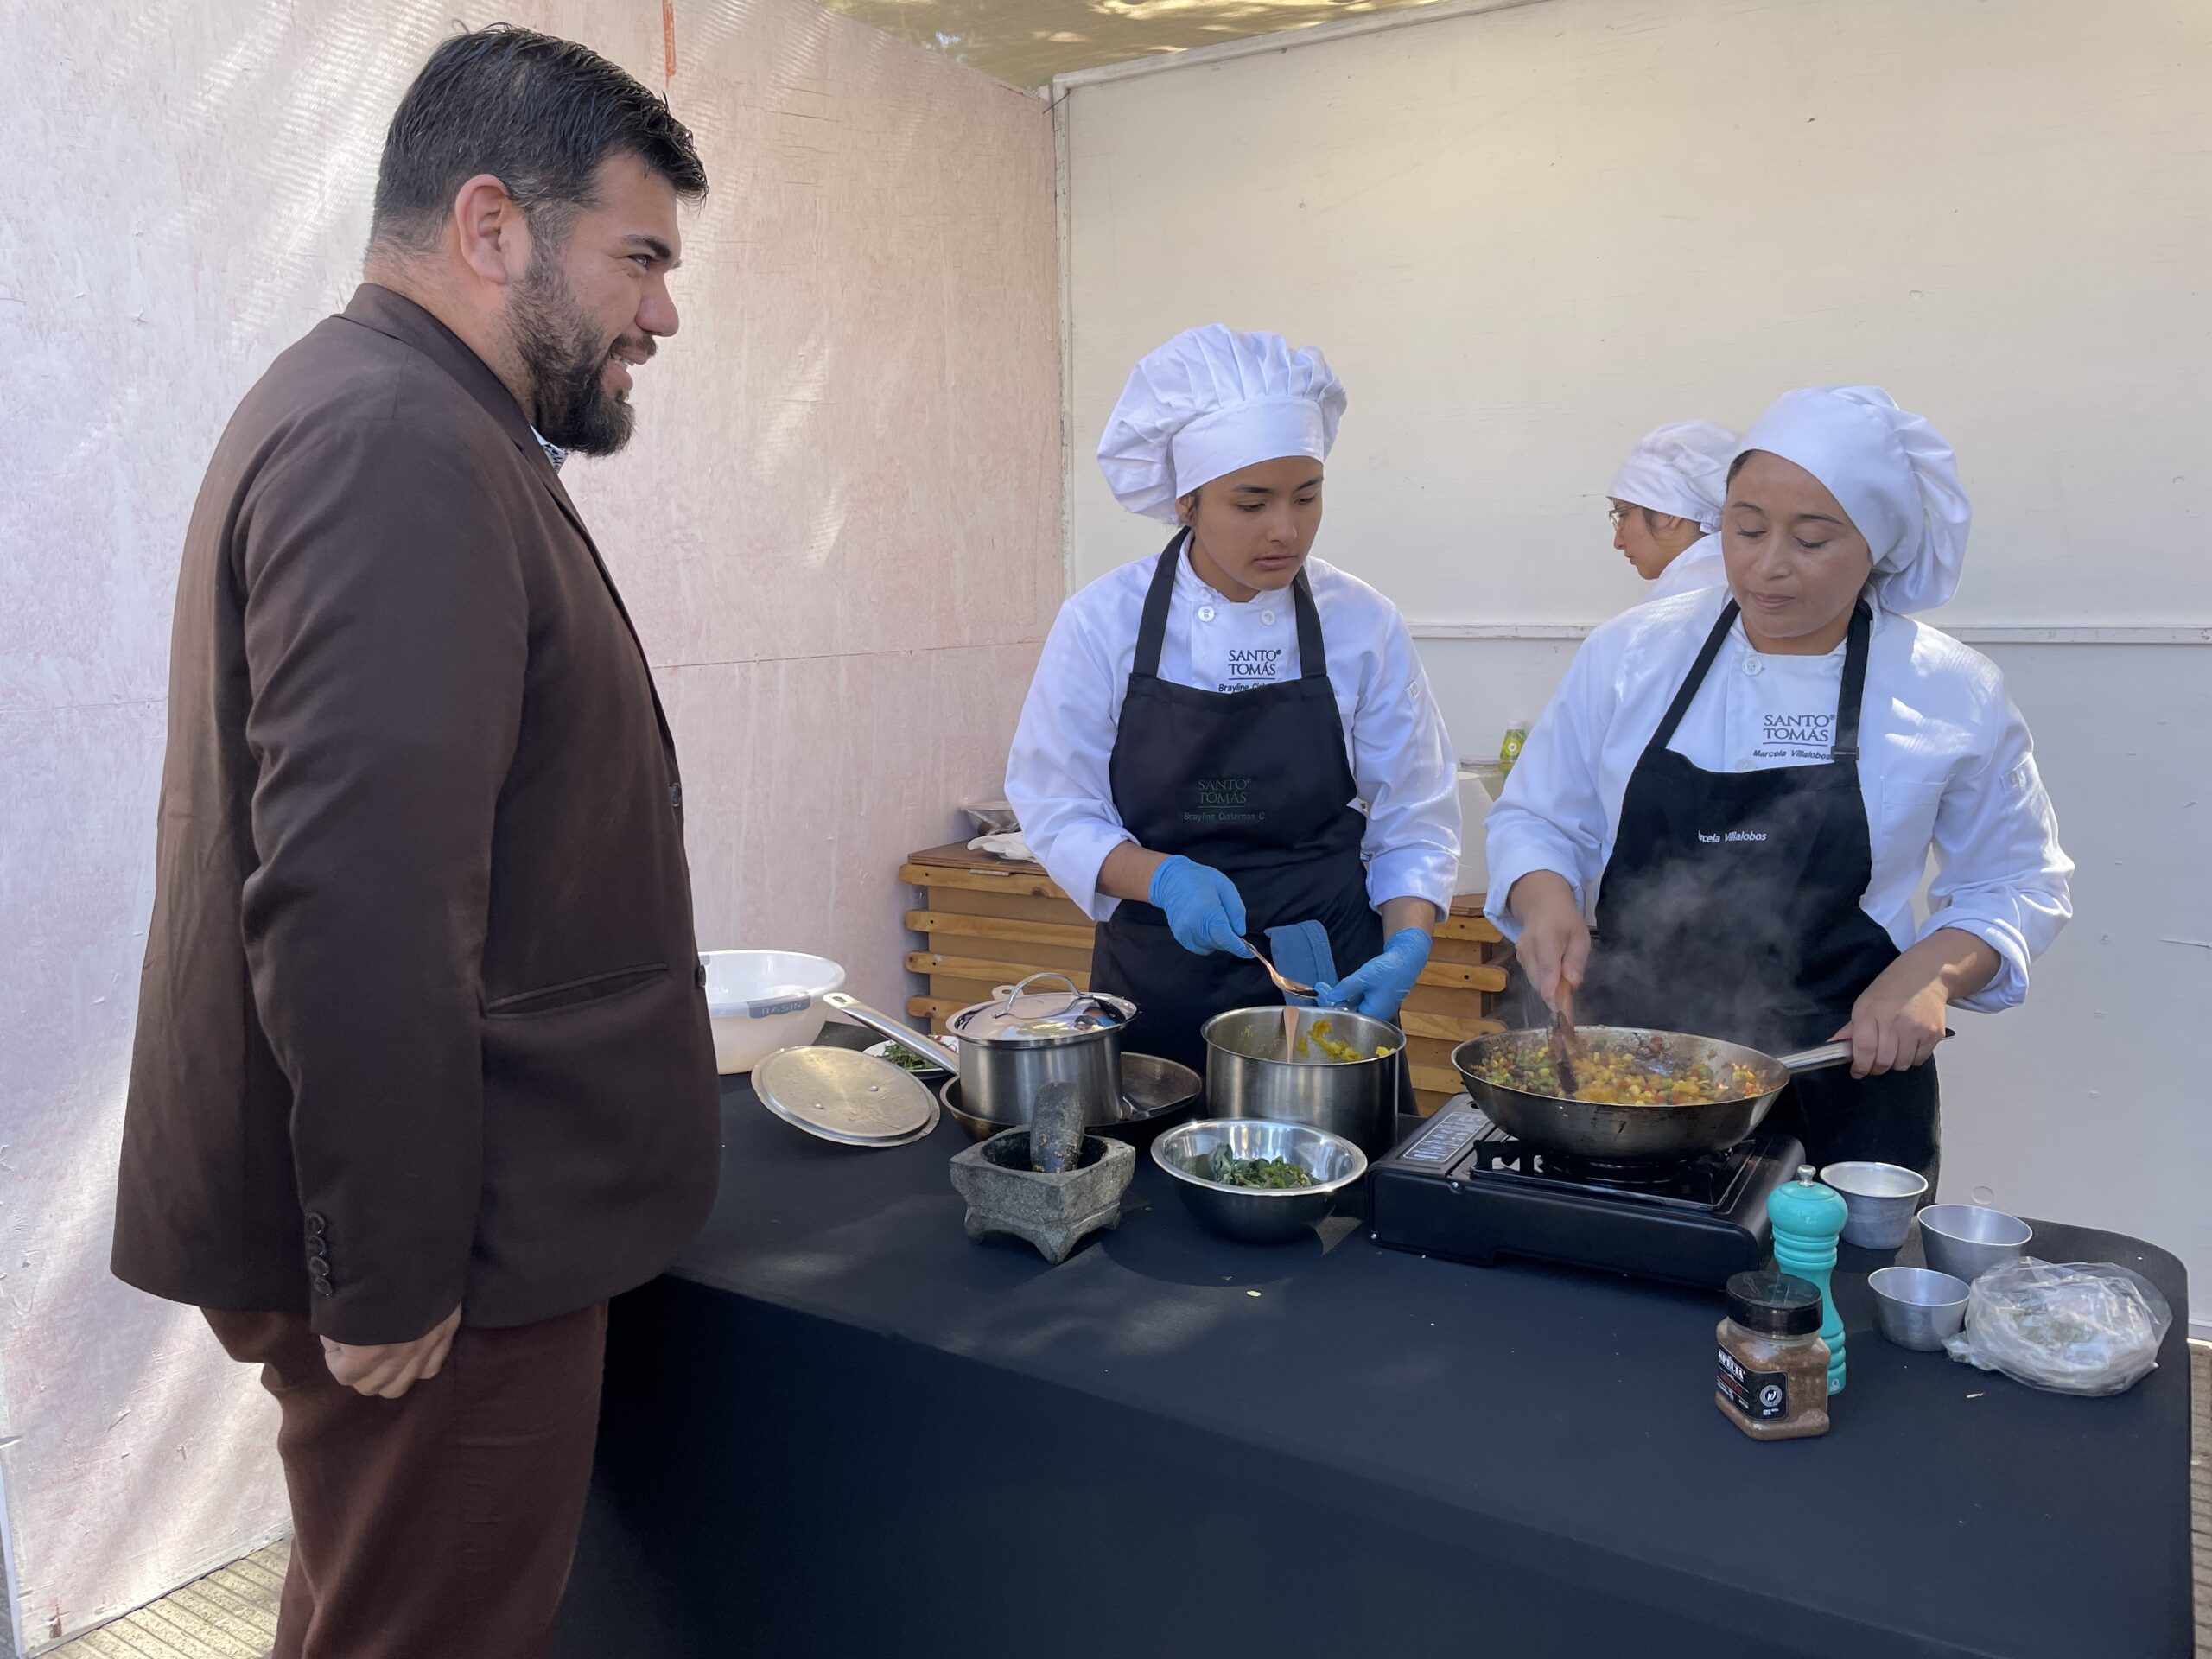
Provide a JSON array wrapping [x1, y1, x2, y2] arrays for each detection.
[[1369, 1095, 1804, 1289]]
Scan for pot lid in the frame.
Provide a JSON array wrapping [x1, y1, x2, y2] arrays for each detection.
[[753, 1046, 939, 1146], [948, 972, 1135, 1047]]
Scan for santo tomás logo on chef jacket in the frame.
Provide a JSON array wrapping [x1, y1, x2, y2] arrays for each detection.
[[1190, 588, 1296, 695], [1221, 646, 1287, 690], [1676, 640, 1853, 847], [1757, 711, 1836, 763]]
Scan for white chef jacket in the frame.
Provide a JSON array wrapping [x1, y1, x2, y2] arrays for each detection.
[[1484, 587, 2071, 1012], [1007, 548, 1461, 924], [1643, 532, 1726, 605]]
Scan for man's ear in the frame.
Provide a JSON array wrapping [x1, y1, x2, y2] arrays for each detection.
[[450, 173, 529, 286]]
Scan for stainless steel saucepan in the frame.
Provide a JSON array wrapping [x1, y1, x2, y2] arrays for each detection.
[[1449, 1025, 1854, 1162], [1203, 1006, 1404, 1157], [823, 973, 1135, 1128]]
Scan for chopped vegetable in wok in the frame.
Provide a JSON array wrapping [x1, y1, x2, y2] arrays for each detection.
[[1202, 1147, 1319, 1188], [1470, 1038, 1762, 1106], [1294, 1018, 1396, 1065]]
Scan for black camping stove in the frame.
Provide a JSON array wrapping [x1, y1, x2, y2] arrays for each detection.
[[1369, 1096, 1803, 1290]]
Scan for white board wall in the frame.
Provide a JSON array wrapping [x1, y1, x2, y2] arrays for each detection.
[[1062, 0, 2212, 627], [1059, 0, 2212, 1320]]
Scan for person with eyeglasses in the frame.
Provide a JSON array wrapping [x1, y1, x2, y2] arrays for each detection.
[[1608, 420, 1739, 602], [1004, 326, 1460, 1073], [1489, 387, 2072, 1187]]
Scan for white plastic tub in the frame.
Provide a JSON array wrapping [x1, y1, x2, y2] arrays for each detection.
[[700, 950, 847, 1075]]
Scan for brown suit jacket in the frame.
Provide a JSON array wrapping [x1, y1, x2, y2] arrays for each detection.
[[114, 285, 719, 1345]]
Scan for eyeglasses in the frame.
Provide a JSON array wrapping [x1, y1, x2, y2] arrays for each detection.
[[1606, 505, 1632, 529]]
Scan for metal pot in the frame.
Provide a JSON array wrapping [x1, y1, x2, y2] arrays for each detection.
[[938, 1052, 1201, 1146], [1201, 1006, 1403, 1156], [823, 973, 1134, 1126]]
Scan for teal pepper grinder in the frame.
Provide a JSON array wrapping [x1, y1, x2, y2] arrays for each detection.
[[1769, 1164, 1850, 1395]]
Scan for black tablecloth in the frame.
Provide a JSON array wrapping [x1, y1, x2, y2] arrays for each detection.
[[553, 1058, 2194, 1659]]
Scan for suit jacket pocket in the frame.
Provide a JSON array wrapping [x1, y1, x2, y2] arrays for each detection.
[[485, 963, 670, 1020]]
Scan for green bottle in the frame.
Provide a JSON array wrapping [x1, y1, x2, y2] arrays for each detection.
[[1498, 719, 1531, 777], [1769, 1165, 1851, 1395]]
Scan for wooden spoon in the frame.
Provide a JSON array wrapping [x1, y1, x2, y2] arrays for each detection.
[[1548, 1002, 1582, 1098]]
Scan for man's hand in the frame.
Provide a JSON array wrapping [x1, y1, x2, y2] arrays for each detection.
[[321, 1306, 462, 1399]]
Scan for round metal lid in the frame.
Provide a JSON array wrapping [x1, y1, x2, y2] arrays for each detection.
[[753, 1046, 938, 1146], [948, 971, 1134, 1047]]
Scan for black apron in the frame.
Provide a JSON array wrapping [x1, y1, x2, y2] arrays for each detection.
[[1580, 600, 1940, 1182], [1091, 534, 1382, 1075]]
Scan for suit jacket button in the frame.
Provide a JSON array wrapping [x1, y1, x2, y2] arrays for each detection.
[[311, 1276, 334, 1297], [668, 782, 683, 810], [307, 1254, 330, 1275], [695, 961, 709, 989], [305, 1213, 327, 1236]]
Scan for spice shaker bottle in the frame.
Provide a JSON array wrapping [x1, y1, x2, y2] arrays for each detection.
[[1716, 1270, 1832, 1440], [1770, 1164, 1849, 1395]]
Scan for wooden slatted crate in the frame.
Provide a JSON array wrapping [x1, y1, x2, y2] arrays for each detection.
[[899, 843, 1509, 1116]]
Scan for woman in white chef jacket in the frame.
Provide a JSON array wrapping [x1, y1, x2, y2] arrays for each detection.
[[1609, 421, 1738, 603], [1006, 326, 1460, 1074], [1488, 386, 2072, 1184]]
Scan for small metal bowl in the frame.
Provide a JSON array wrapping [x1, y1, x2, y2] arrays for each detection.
[[1916, 1203, 2031, 1284], [1869, 1265, 1971, 1351], [1151, 1118, 1367, 1244], [1821, 1160, 1929, 1250]]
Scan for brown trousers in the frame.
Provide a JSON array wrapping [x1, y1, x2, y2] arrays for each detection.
[[205, 1303, 607, 1659]]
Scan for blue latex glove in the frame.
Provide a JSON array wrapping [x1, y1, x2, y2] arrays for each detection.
[[1147, 856, 1253, 958], [1316, 927, 1432, 1020]]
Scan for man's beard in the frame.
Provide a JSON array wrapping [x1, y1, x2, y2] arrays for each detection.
[[509, 251, 635, 457]]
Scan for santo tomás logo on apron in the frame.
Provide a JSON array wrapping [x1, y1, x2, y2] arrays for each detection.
[[1188, 776, 1262, 825]]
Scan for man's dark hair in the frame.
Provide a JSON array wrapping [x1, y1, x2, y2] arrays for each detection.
[[370, 25, 707, 256]]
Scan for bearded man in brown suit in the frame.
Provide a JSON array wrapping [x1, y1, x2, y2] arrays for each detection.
[[113, 27, 720, 1657]]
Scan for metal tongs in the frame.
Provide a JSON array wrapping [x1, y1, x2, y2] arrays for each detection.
[[1547, 999, 1582, 1097]]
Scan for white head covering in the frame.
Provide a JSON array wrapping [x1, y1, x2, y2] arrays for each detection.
[[1097, 326, 1346, 523], [1606, 420, 1738, 532], [1734, 385, 1972, 613]]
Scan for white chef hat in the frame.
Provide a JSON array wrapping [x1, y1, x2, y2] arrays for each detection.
[[1607, 421, 1738, 532], [1097, 325, 1347, 524], [1734, 386, 1972, 613]]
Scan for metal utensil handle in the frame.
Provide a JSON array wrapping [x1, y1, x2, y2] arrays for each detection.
[[1775, 1041, 1854, 1075], [1775, 1025, 1955, 1077], [1001, 970, 1083, 1018], [819, 992, 962, 1071]]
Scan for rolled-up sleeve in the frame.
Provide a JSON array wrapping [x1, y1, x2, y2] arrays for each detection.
[[1355, 611, 1460, 912], [1005, 605, 1134, 922], [1483, 643, 1614, 940], [1920, 694, 2073, 1012]]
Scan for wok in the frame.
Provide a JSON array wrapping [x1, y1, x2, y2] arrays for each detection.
[[1449, 1025, 1853, 1162]]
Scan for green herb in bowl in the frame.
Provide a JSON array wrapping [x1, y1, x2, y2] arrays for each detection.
[[1201, 1146, 1318, 1189]]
